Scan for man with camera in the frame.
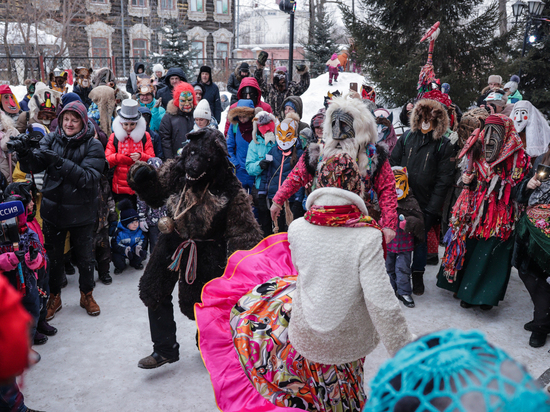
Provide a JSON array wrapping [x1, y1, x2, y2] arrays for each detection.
[[9, 101, 105, 319]]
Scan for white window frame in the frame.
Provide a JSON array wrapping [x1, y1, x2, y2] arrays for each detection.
[[188, 0, 207, 21], [212, 28, 233, 59], [85, 21, 115, 68], [213, 0, 231, 23], [128, 0, 150, 17], [86, 0, 111, 14], [129, 24, 153, 58]]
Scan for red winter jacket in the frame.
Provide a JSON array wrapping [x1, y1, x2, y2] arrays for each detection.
[[105, 117, 155, 195]]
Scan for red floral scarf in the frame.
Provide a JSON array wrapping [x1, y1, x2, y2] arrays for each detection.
[[305, 204, 386, 257]]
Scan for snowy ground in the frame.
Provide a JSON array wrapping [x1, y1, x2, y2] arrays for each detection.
[[21, 248, 549, 412]]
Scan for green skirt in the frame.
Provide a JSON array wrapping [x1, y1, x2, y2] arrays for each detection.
[[437, 237, 514, 306]]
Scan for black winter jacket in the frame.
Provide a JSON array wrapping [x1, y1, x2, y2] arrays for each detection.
[[19, 120, 105, 227], [73, 84, 93, 110], [126, 61, 146, 95], [159, 100, 195, 159], [156, 68, 187, 110], [196, 78, 222, 123], [390, 130, 455, 216]]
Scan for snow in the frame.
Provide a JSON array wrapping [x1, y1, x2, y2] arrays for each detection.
[[0, 22, 61, 46]]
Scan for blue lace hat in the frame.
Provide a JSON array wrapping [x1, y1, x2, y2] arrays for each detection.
[[364, 329, 550, 412]]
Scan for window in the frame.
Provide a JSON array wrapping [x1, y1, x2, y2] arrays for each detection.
[[192, 41, 204, 59], [216, 0, 228, 14], [91, 37, 110, 67], [160, 0, 174, 9], [216, 42, 228, 59], [131, 0, 146, 6], [90, 0, 106, 3], [190, 0, 203, 12], [132, 39, 148, 58]]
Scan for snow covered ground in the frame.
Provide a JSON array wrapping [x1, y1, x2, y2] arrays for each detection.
[[20, 250, 550, 412]]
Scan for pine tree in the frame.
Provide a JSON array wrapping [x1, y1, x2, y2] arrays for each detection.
[[159, 20, 198, 78], [303, 8, 337, 77], [341, 0, 518, 109]]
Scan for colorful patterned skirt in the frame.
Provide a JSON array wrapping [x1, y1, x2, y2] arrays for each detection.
[[195, 233, 367, 412]]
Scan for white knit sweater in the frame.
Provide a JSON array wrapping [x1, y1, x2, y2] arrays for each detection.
[[287, 188, 413, 365]]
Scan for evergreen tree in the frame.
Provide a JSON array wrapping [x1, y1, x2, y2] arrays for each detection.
[[159, 20, 198, 78], [303, 8, 337, 77], [341, 0, 517, 109]]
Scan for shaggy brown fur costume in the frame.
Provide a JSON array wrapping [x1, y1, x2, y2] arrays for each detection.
[[128, 127, 262, 319], [410, 98, 450, 140], [89, 86, 116, 137]]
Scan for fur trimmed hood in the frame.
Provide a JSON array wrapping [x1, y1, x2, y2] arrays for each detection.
[[112, 116, 147, 143], [228, 101, 256, 124], [410, 98, 450, 140]]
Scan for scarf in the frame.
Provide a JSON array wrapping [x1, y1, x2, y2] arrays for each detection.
[[305, 204, 386, 257]]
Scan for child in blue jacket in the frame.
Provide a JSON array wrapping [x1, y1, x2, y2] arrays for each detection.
[[111, 199, 148, 273], [227, 99, 256, 192]]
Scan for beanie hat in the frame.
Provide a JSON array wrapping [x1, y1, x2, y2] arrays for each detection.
[[504, 75, 520, 94], [253, 110, 277, 141], [61, 92, 82, 107], [365, 329, 550, 412], [284, 100, 297, 112], [153, 63, 164, 73], [331, 53, 338, 60], [240, 62, 250, 72], [488, 74, 502, 85], [147, 157, 163, 169], [194, 99, 212, 120], [0, 275, 32, 380], [311, 110, 325, 129], [118, 198, 139, 227], [441, 83, 450, 94]]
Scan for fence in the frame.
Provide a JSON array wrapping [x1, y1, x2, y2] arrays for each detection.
[[0, 54, 309, 89]]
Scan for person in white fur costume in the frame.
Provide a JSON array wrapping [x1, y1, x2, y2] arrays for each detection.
[[195, 152, 413, 412], [511, 100, 550, 159]]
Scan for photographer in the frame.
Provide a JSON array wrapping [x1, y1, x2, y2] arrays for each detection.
[[11, 101, 105, 319]]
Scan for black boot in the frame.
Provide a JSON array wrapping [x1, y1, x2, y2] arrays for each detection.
[[529, 332, 547, 348], [412, 271, 425, 296], [37, 319, 57, 336], [99, 272, 113, 285]]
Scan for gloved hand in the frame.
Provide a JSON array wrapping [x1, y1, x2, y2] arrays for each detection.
[[423, 211, 439, 232], [257, 51, 268, 67], [133, 165, 156, 186], [135, 245, 147, 259], [154, 97, 162, 108], [139, 220, 149, 232], [7, 135, 29, 156], [125, 246, 134, 260], [259, 159, 271, 170], [296, 64, 307, 74], [135, 244, 142, 256], [41, 149, 63, 167], [0, 252, 22, 271], [14, 250, 26, 262], [28, 245, 39, 261], [109, 221, 117, 237]]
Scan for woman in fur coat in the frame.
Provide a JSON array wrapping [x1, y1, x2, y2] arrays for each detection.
[[0, 109, 19, 184], [105, 99, 155, 206]]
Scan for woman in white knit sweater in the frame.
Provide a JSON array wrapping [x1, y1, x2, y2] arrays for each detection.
[[196, 153, 412, 412]]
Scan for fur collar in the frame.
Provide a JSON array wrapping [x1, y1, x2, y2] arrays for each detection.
[[228, 105, 256, 124], [410, 99, 450, 140], [112, 116, 147, 143]]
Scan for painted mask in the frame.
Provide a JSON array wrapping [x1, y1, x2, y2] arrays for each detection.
[[179, 92, 194, 113], [393, 167, 409, 200], [512, 107, 529, 133], [1, 94, 19, 114], [35, 91, 57, 123], [420, 119, 434, 134], [331, 109, 355, 141], [75, 67, 92, 89], [276, 118, 298, 151], [483, 122, 505, 163], [457, 116, 479, 148], [240, 86, 258, 106], [50, 71, 68, 93]]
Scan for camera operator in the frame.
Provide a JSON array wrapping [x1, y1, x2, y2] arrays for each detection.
[[11, 101, 105, 319]]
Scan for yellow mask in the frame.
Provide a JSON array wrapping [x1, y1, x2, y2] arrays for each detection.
[[393, 167, 409, 200]]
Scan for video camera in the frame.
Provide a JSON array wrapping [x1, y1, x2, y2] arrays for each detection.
[[0, 200, 24, 244], [6, 125, 43, 154]]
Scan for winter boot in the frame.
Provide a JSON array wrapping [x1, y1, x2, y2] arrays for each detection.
[[37, 319, 57, 336], [411, 271, 425, 296], [426, 253, 439, 265], [46, 293, 62, 321], [33, 331, 48, 345], [99, 272, 112, 285], [328, 81, 333, 86], [138, 352, 179, 369], [80, 291, 101, 316], [64, 260, 76, 275], [397, 294, 415, 308]]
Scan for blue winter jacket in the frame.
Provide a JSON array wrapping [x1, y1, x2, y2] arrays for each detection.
[[227, 99, 256, 172], [246, 135, 276, 190], [261, 141, 304, 201], [111, 222, 147, 256]]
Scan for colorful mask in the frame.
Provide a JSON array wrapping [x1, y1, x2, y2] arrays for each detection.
[[49, 70, 68, 93], [276, 117, 298, 150], [331, 109, 355, 141], [179, 92, 194, 113], [374, 109, 393, 143], [1, 94, 19, 114], [483, 121, 505, 163], [75, 67, 92, 89], [392, 167, 409, 200]]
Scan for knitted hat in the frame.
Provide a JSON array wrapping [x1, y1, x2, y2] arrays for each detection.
[[331, 53, 338, 59], [284, 100, 297, 112], [316, 153, 362, 195], [365, 329, 550, 412], [0, 275, 32, 380], [153, 63, 164, 73], [441, 83, 450, 94], [194, 99, 212, 120], [311, 110, 325, 129], [61, 92, 82, 107], [240, 62, 250, 72], [488, 74, 502, 85], [118, 198, 139, 227], [504, 75, 520, 94]]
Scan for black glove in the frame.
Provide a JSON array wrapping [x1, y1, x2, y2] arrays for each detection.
[[7, 135, 29, 156], [133, 165, 156, 186], [138, 248, 147, 259], [14, 250, 25, 262], [259, 159, 271, 170], [41, 149, 63, 167], [423, 211, 439, 232], [296, 64, 307, 73], [257, 51, 268, 66], [28, 245, 39, 261]]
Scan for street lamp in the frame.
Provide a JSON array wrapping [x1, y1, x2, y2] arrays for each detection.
[[512, 0, 547, 77], [512, 0, 526, 22], [528, 0, 545, 16]]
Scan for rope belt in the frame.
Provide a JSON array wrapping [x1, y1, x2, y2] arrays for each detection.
[[168, 238, 215, 285]]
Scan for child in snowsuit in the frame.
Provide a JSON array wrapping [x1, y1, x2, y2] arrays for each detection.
[[385, 167, 425, 308], [111, 199, 148, 274], [137, 157, 167, 254], [326, 53, 342, 86]]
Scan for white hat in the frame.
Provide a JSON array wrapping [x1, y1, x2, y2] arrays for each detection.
[[153, 64, 164, 73], [194, 99, 211, 120]]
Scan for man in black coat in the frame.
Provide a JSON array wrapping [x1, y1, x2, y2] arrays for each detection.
[[196, 66, 222, 123], [126, 61, 146, 95], [156, 67, 187, 111], [227, 62, 250, 105], [390, 98, 455, 296], [13, 101, 106, 318]]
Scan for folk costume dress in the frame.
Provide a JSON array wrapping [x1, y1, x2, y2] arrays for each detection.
[[437, 114, 530, 306], [195, 187, 413, 412]]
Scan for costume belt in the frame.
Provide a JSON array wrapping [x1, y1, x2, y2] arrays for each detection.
[[168, 238, 215, 285]]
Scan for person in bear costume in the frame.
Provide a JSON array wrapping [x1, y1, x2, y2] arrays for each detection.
[[128, 126, 262, 369]]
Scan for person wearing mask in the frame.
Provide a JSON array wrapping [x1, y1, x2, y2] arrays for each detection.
[[196, 66, 222, 124], [227, 62, 250, 105], [136, 76, 166, 133], [156, 68, 187, 110], [19, 79, 37, 112]]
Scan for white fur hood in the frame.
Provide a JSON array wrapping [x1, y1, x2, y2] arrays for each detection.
[[112, 116, 147, 143]]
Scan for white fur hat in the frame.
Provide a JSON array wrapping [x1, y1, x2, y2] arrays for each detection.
[[194, 99, 211, 120], [153, 64, 164, 74]]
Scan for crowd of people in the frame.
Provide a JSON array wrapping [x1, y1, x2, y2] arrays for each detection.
[[0, 54, 549, 412]]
